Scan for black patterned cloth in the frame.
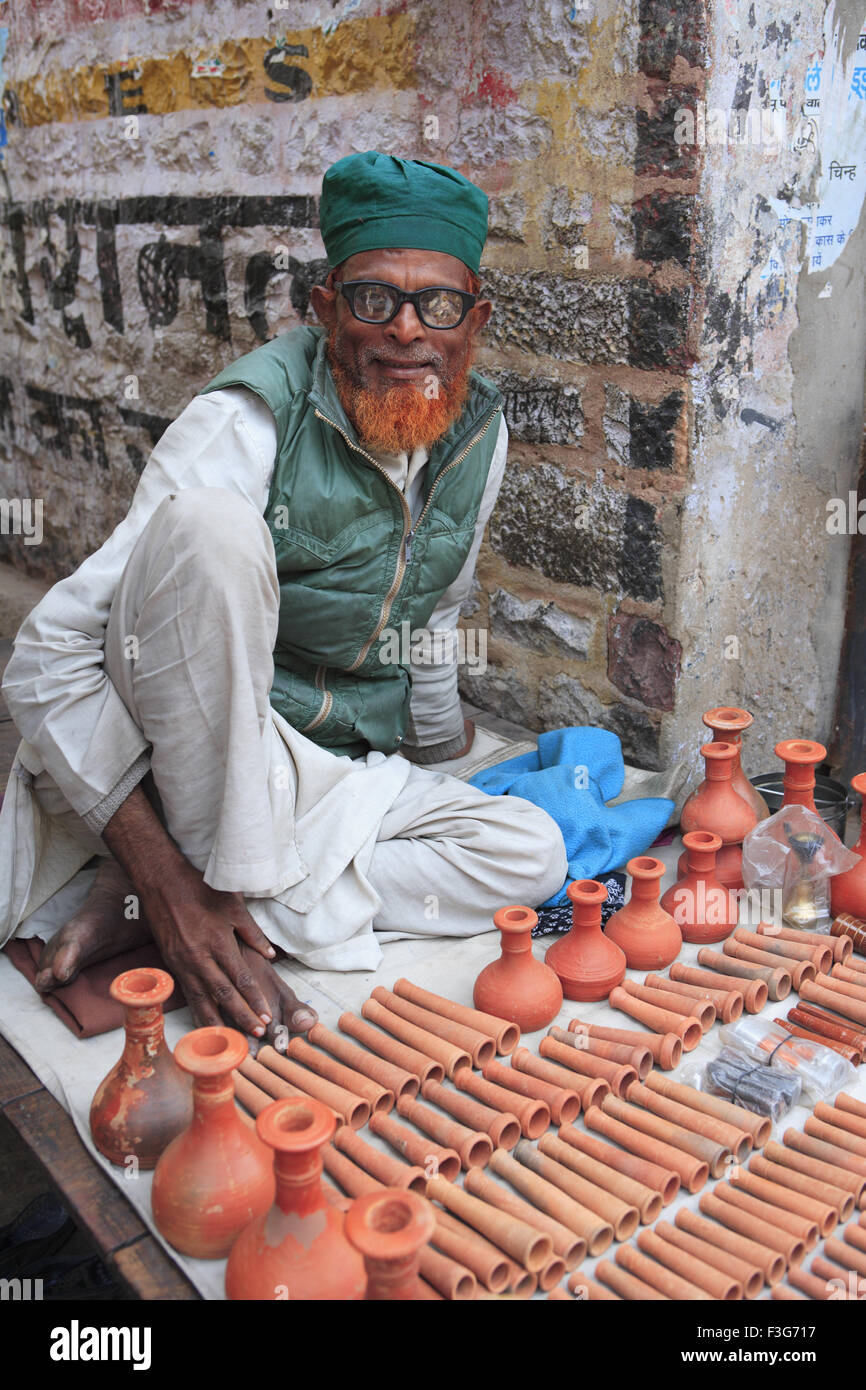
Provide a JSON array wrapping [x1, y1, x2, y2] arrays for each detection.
[[532, 872, 627, 937]]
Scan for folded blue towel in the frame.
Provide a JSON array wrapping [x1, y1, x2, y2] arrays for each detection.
[[469, 727, 674, 907]]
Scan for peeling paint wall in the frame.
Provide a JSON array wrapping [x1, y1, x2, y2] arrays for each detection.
[[672, 0, 866, 784], [0, 0, 863, 775]]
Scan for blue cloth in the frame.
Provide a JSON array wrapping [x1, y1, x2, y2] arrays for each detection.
[[469, 727, 674, 907]]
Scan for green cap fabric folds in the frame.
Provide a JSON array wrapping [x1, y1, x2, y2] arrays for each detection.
[[319, 151, 488, 274]]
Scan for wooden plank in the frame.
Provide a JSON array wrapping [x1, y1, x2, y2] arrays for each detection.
[[4, 1087, 148, 1254], [0, 1035, 42, 1107], [110, 1236, 200, 1301]]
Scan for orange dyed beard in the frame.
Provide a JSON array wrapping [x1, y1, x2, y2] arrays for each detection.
[[326, 326, 474, 454]]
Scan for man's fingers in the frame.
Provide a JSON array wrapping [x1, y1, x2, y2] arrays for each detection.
[[233, 907, 277, 960], [181, 979, 223, 1031], [199, 958, 271, 1037]]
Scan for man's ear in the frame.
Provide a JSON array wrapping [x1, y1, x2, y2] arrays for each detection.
[[469, 297, 493, 333], [310, 281, 336, 326]]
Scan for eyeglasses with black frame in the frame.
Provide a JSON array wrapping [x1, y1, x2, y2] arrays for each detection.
[[333, 279, 477, 330]]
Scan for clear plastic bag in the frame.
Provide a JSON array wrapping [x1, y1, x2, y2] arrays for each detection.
[[718, 1016, 856, 1104], [741, 805, 859, 930]]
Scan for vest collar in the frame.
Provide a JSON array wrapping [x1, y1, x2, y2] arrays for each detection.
[[305, 328, 503, 477]]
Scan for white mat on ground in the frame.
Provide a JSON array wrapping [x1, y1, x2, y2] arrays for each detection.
[[1, 833, 861, 1300]]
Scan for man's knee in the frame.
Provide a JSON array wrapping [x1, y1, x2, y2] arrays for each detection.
[[498, 798, 568, 908]]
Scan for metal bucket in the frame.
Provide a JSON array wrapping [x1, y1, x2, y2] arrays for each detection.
[[749, 773, 851, 836]]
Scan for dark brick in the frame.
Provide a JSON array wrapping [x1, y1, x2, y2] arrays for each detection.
[[488, 459, 663, 603], [638, 0, 708, 77], [633, 192, 694, 268], [627, 280, 692, 372], [485, 269, 629, 365], [608, 612, 682, 710], [630, 391, 683, 471], [538, 672, 662, 766], [636, 87, 700, 179], [616, 495, 663, 602], [484, 370, 584, 446]]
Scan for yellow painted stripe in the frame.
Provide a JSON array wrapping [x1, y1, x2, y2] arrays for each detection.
[[10, 14, 416, 127]]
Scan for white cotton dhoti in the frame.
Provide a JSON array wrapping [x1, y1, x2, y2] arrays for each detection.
[[11, 488, 567, 972]]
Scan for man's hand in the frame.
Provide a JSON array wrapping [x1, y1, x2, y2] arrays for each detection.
[[103, 783, 277, 1036]]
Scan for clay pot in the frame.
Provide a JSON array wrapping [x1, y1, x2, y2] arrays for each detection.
[[151, 1027, 275, 1259], [392, 978, 520, 1054], [225, 1096, 366, 1300], [473, 905, 563, 1031], [832, 774, 866, 919], [545, 880, 626, 1002], [344, 1188, 435, 1300], [703, 706, 770, 821], [662, 831, 738, 944], [605, 857, 682, 971], [680, 742, 759, 889], [775, 738, 827, 813], [89, 968, 192, 1170]]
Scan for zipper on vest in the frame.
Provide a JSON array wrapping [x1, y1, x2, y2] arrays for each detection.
[[314, 403, 499, 675], [299, 664, 333, 732]]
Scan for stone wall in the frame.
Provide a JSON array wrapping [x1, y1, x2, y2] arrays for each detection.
[[0, 0, 863, 777]]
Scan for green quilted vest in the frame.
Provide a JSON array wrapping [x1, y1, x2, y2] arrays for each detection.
[[201, 325, 503, 758]]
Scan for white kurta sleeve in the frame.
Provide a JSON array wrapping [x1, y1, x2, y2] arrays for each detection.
[[401, 414, 508, 763], [2, 388, 277, 832]]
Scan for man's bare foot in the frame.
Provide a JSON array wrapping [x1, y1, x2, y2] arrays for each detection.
[[237, 941, 317, 1047], [34, 859, 151, 993]]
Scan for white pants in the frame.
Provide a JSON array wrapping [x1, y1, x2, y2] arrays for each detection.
[[31, 489, 567, 972]]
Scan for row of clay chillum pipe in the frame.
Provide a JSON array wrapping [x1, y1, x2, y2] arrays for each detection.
[[798, 972, 866, 1028], [784, 1002, 866, 1059], [605, 988, 704, 1051], [777, 1210, 866, 1299], [695, 946, 791, 1002], [568, 1015, 683, 1070]]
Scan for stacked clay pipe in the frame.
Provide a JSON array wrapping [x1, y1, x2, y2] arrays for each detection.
[[772, 1210, 866, 1300]]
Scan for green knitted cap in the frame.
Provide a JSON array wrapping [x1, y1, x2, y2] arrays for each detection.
[[319, 151, 488, 274]]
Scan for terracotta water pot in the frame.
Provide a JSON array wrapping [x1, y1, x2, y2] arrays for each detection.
[[474, 905, 563, 1031], [680, 742, 759, 889], [151, 1027, 275, 1259], [344, 1188, 435, 1301], [703, 706, 770, 820], [225, 1096, 366, 1301], [832, 774, 866, 919], [775, 738, 826, 813], [605, 857, 682, 971], [89, 967, 192, 1169], [545, 880, 626, 1002], [662, 831, 738, 944]]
